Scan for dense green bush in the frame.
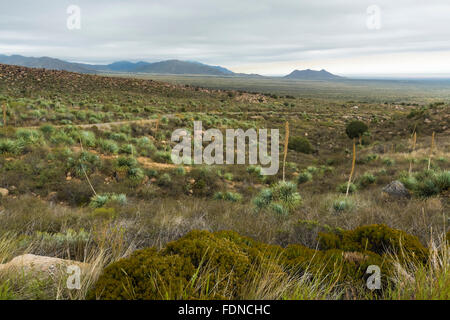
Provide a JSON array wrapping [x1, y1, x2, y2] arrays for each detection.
[[337, 182, 357, 194], [98, 139, 119, 154], [400, 169, 450, 197], [89, 193, 127, 208], [318, 224, 427, 262], [89, 228, 404, 300], [88, 247, 196, 300], [332, 197, 355, 212], [297, 171, 312, 184], [345, 121, 368, 140], [90, 230, 279, 300], [288, 136, 313, 154], [359, 172, 376, 187], [213, 191, 242, 202], [253, 181, 302, 214]]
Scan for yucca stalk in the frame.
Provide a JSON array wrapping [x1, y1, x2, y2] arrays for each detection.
[[427, 131, 435, 170], [408, 131, 417, 176], [2, 103, 6, 127], [155, 115, 161, 133], [346, 139, 356, 197], [282, 121, 289, 181]]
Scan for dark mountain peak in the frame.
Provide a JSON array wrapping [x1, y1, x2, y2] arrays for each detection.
[[284, 68, 343, 80]]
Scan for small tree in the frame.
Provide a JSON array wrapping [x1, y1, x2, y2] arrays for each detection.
[[345, 120, 368, 144], [344, 121, 368, 197]]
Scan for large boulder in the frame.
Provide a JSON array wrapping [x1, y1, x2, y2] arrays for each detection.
[[382, 181, 411, 198], [0, 254, 89, 277], [0, 188, 8, 197]]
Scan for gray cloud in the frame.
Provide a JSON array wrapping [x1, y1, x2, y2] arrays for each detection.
[[1, 0, 450, 75]]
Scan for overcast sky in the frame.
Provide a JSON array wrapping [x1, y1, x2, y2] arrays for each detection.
[[1, 0, 450, 76]]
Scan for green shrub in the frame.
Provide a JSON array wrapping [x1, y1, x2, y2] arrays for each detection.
[[90, 230, 276, 300], [127, 167, 145, 181], [15, 129, 43, 145], [89, 193, 127, 208], [116, 156, 138, 169], [88, 247, 196, 300], [382, 158, 395, 166], [67, 151, 101, 178], [345, 121, 368, 139], [359, 172, 376, 187], [79, 131, 96, 148], [223, 173, 233, 181], [49, 131, 75, 146], [154, 151, 172, 163], [98, 139, 119, 154], [0, 139, 24, 155], [246, 165, 262, 176], [157, 173, 172, 187], [297, 171, 312, 184], [213, 191, 242, 202], [254, 181, 302, 214], [402, 169, 450, 197], [318, 224, 427, 262], [332, 197, 355, 212], [120, 144, 136, 155], [288, 136, 313, 154], [337, 182, 357, 194], [173, 166, 186, 176], [39, 124, 56, 136]]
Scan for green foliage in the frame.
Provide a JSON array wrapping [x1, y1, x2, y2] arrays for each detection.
[[89, 230, 277, 300], [345, 121, 368, 139], [401, 169, 450, 197], [67, 151, 101, 178], [88, 247, 196, 300], [359, 172, 376, 187], [288, 136, 313, 154], [254, 181, 302, 214], [173, 166, 186, 176], [90, 193, 127, 208], [318, 224, 427, 262], [213, 191, 242, 202], [382, 157, 395, 166], [120, 143, 136, 155], [297, 171, 312, 184], [337, 182, 357, 194], [98, 139, 119, 154], [157, 173, 172, 187], [332, 197, 355, 212], [0, 139, 24, 155]]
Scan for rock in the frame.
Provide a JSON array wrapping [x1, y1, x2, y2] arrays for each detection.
[[0, 188, 8, 197], [0, 254, 89, 277], [382, 181, 411, 198]]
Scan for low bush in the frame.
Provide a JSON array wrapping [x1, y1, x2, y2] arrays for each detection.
[[213, 191, 242, 202], [253, 181, 302, 214], [297, 171, 312, 184], [89, 193, 127, 208], [337, 182, 357, 194], [318, 224, 427, 262], [288, 136, 313, 154]]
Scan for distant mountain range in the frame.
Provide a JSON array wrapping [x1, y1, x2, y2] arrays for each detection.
[[0, 54, 344, 79], [284, 69, 344, 80]]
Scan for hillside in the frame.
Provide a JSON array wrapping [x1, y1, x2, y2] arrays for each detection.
[[0, 54, 94, 74], [0, 63, 448, 301], [0, 54, 235, 76]]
